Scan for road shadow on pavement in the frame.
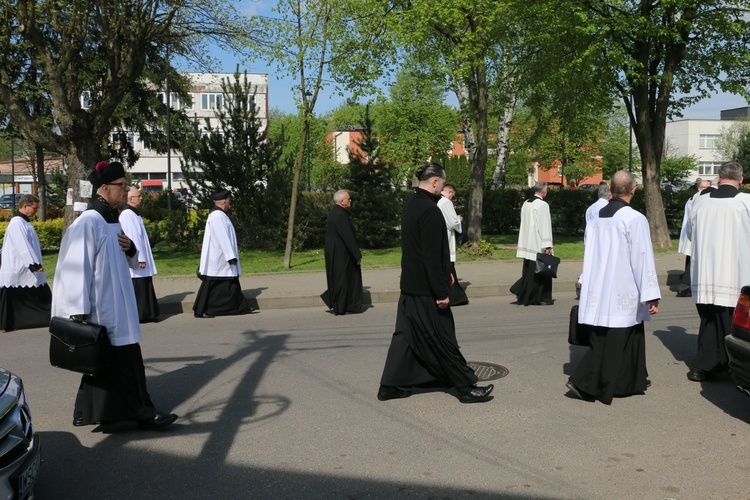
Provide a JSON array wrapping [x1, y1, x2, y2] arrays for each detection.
[[652, 326, 695, 363], [36, 430, 561, 499]]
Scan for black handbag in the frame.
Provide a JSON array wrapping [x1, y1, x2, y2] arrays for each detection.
[[535, 253, 560, 279], [49, 316, 112, 377], [568, 305, 592, 347]]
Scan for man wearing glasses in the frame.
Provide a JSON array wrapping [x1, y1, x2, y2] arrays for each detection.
[[120, 189, 160, 322], [0, 194, 51, 331]]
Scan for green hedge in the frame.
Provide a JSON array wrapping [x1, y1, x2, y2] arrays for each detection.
[[0, 218, 64, 250]]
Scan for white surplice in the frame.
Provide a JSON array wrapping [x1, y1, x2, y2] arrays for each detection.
[[198, 209, 241, 277], [579, 204, 661, 328], [438, 196, 461, 262], [119, 208, 157, 278], [51, 210, 141, 346], [585, 197, 609, 225], [0, 215, 47, 288], [516, 196, 553, 260], [687, 190, 750, 307]]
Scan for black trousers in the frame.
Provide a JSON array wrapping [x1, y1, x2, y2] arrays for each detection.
[[691, 303, 733, 374]]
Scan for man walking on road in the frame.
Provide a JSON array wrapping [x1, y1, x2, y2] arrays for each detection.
[[567, 170, 661, 404], [685, 162, 750, 382], [193, 189, 252, 319], [510, 181, 554, 306], [378, 162, 493, 404], [120, 189, 160, 322], [321, 189, 363, 315]]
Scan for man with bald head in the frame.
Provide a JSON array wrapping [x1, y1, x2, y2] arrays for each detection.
[[685, 162, 750, 382], [567, 170, 661, 404]]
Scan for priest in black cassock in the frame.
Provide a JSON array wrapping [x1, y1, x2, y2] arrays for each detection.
[[119, 189, 160, 322], [567, 171, 660, 405], [193, 189, 252, 318], [378, 162, 493, 404], [0, 194, 51, 331], [321, 189, 363, 315], [52, 161, 177, 430]]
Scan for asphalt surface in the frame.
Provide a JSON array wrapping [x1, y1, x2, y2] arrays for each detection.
[[155, 252, 688, 314], [4, 277, 750, 499]]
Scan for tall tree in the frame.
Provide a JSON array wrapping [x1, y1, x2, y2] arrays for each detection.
[[0, 0, 248, 227], [181, 71, 285, 248], [717, 119, 750, 179], [529, 0, 750, 247], [249, 0, 392, 268]]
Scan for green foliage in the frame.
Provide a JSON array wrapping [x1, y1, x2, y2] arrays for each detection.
[[601, 105, 639, 179], [434, 154, 472, 192], [458, 239, 495, 257], [138, 191, 203, 251], [0, 218, 63, 250], [344, 106, 401, 248], [481, 188, 525, 235], [735, 129, 750, 180], [544, 188, 595, 236], [661, 156, 698, 183]]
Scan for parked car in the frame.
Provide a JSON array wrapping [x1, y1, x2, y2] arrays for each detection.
[[726, 285, 750, 396], [0, 194, 22, 209], [0, 368, 41, 499]]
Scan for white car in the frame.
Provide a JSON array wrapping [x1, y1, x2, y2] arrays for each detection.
[[0, 368, 40, 500]]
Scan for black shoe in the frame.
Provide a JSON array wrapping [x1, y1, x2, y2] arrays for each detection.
[[538, 300, 555, 306], [137, 412, 178, 430], [566, 381, 595, 401], [457, 384, 494, 403], [687, 368, 711, 382], [646, 379, 652, 388], [73, 416, 85, 427], [194, 313, 215, 319], [676, 289, 692, 297], [377, 385, 411, 401]]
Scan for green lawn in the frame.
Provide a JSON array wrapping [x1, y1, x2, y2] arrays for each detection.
[[40, 236, 680, 278]]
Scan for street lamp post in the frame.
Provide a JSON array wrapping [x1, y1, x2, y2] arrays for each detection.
[[165, 50, 172, 213]]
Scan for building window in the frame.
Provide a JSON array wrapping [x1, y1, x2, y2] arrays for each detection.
[[201, 93, 223, 110], [173, 172, 185, 180], [81, 91, 92, 109], [699, 162, 721, 175], [112, 131, 135, 150], [699, 134, 720, 149]]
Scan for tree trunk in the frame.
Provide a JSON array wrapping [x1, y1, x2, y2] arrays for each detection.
[[466, 65, 489, 247], [35, 145, 47, 221], [62, 143, 101, 229], [282, 115, 309, 269], [491, 99, 515, 189]]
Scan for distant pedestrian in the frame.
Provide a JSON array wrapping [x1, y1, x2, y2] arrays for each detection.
[[438, 183, 468, 305], [676, 178, 710, 297], [0, 194, 51, 331], [52, 160, 177, 430], [119, 189, 160, 322], [685, 162, 750, 382], [321, 189, 363, 315], [193, 189, 252, 319], [510, 181, 554, 306], [567, 170, 660, 404], [378, 162, 493, 404], [585, 181, 611, 224]]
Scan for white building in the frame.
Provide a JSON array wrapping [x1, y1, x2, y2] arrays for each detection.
[[664, 106, 750, 183], [103, 72, 269, 190]]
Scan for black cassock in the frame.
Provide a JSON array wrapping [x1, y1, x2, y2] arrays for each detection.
[[321, 205, 363, 315]]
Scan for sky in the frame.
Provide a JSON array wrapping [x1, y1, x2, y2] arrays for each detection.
[[199, 0, 749, 119]]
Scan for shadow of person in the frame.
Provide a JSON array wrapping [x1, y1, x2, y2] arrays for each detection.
[[652, 325, 695, 363]]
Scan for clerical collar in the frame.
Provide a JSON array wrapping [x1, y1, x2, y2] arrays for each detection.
[[90, 196, 120, 223], [414, 187, 442, 203], [209, 205, 225, 214], [13, 211, 30, 222], [709, 184, 740, 198], [123, 205, 141, 216], [599, 197, 630, 218], [526, 195, 543, 203]]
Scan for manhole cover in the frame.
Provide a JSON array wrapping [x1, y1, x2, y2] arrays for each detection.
[[468, 362, 509, 381]]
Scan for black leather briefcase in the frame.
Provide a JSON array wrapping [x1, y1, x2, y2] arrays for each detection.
[[568, 305, 591, 347], [535, 253, 560, 279], [49, 317, 112, 377]]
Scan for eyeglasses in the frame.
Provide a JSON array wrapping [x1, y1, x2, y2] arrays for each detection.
[[107, 182, 129, 188]]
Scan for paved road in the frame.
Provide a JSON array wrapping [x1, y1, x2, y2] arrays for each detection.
[[3, 285, 749, 499]]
